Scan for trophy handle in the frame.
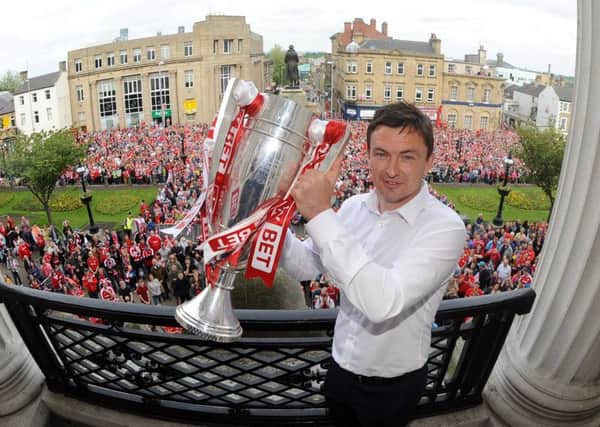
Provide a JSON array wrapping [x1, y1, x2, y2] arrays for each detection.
[[175, 269, 242, 342]]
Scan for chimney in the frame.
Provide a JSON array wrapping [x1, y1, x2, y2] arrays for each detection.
[[178, 26, 185, 34], [156, 31, 162, 36], [120, 28, 128, 41], [58, 61, 67, 72], [497, 52, 504, 67], [429, 33, 441, 55], [19, 70, 28, 81], [344, 22, 351, 34], [382, 22, 388, 36], [478, 45, 486, 65], [370, 18, 376, 29], [548, 63, 552, 74]]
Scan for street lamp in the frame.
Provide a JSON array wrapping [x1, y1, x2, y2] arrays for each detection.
[[327, 61, 335, 118], [76, 166, 99, 234], [492, 152, 514, 227], [180, 133, 186, 163]]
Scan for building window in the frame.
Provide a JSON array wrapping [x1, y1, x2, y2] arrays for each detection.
[[46, 107, 52, 121], [365, 86, 372, 100], [123, 76, 143, 127], [224, 39, 233, 54], [95, 55, 102, 69], [483, 88, 491, 103], [480, 116, 489, 129], [107, 53, 115, 67], [220, 65, 232, 94], [346, 61, 357, 74], [160, 45, 170, 60], [75, 59, 83, 73], [416, 64, 424, 76], [467, 87, 475, 102], [150, 73, 170, 123], [120, 50, 128, 64], [147, 48, 156, 61], [98, 80, 117, 118], [448, 63, 456, 73], [45, 89, 51, 100], [465, 65, 472, 74], [464, 115, 473, 129], [19, 96, 24, 105], [415, 88, 423, 102], [238, 39, 243, 52], [184, 70, 194, 88], [32, 93, 37, 103], [396, 87, 404, 101], [34, 111, 39, 123], [213, 40, 219, 54], [184, 42, 193, 57], [384, 61, 392, 74], [448, 114, 457, 128], [560, 102, 570, 113], [346, 85, 356, 100], [560, 117, 568, 130], [78, 112, 85, 122], [76, 86, 84, 102], [20, 113, 25, 126], [427, 88, 435, 103], [366, 62, 373, 74], [429, 64, 436, 77], [384, 86, 392, 101], [397, 62, 404, 75], [133, 49, 141, 63], [450, 86, 458, 100]]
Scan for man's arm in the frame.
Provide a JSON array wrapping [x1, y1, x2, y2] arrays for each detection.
[[279, 229, 324, 282], [305, 209, 465, 323]]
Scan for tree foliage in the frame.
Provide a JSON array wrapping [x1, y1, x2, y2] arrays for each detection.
[[267, 44, 286, 86], [0, 71, 21, 93], [5, 129, 86, 225], [516, 125, 566, 221]]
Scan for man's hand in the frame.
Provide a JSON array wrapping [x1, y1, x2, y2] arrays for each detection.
[[291, 156, 342, 221]]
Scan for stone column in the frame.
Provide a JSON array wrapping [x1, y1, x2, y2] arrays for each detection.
[[486, 1, 600, 425], [0, 303, 44, 415]]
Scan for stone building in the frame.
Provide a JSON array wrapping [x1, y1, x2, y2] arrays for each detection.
[[67, 15, 265, 131]]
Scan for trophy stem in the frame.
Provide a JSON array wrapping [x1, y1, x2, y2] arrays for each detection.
[[175, 269, 243, 342]]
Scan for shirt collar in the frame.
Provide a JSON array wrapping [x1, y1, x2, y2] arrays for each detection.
[[363, 181, 430, 226]]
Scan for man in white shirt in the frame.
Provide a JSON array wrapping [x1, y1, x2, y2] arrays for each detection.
[[281, 102, 465, 426]]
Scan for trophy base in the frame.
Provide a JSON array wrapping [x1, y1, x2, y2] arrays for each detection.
[[174, 272, 243, 342]]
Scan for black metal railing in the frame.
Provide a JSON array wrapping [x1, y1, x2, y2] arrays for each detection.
[[0, 281, 535, 426]]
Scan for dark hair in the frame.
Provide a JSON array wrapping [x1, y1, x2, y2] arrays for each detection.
[[366, 102, 434, 157]]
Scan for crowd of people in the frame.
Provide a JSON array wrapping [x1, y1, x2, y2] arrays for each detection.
[[0, 120, 542, 312]]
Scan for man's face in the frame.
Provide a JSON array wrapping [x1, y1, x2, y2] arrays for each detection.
[[368, 126, 433, 212]]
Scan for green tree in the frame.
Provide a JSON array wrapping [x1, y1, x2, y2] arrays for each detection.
[[516, 125, 566, 221], [5, 129, 86, 226], [0, 71, 21, 93], [267, 45, 286, 86]]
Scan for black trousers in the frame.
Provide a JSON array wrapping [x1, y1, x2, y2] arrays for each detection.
[[323, 360, 427, 427]]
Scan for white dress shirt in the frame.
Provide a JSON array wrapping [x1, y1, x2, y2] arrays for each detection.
[[281, 182, 465, 377]]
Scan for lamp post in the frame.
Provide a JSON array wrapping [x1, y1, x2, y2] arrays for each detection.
[[76, 166, 99, 234], [327, 61, 335, 118], [180, 134, 186, 163], [492, 152, 514, 227]]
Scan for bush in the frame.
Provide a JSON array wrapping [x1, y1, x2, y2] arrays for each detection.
[[12, 191, 82, 212], [95, 194, 139, 215], [457, 192, 499, 212], [506, 190, 550, 210], [0, 192, 14, 206]]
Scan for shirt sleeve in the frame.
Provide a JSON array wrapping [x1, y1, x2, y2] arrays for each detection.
[[279, 229, 325, 282], [305, 208, 465, 324]]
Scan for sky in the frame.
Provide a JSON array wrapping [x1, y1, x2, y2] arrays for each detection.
[[2, 0, 577, 78]]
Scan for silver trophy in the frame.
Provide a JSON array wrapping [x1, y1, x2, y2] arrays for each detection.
[[175, 79, 349, 342]]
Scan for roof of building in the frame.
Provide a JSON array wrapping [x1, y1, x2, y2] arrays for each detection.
[[554, 85, 575, 102], [486, 59, 516, 69], [0, 91, 14, 115], [360, 39, 435, 55], [503, 84, 518, 99], [14, 71, 61, 95], [513, 83, 546, 97]]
